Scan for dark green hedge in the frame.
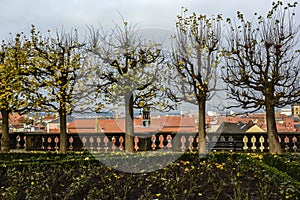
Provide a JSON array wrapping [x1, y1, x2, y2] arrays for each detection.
[[1, 152, 299, 199], [261, 154, 300, 182]]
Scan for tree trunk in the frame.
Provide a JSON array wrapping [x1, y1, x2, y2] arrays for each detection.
[[1, 110, 10, 152], [265, 104, 282, 154], [125, 93, 134, 153], [59, 107, 67, 153], [198, 99, 207, 154]]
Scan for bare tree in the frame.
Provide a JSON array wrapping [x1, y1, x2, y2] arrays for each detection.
[[87, 22, 171, 153], [0, 31, 39, 152], [31, 26, 85, 153], [170, 9, 223, 154], [223, 1, 300, 154]]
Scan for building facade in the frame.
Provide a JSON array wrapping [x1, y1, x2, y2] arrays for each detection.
[[292, 103, 300, 118]]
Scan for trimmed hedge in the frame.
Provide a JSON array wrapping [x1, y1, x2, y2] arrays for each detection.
[[0, 152, 299, 199], [261, 154, 300, 182]]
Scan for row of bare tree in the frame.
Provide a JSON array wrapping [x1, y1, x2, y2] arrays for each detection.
[[1, 1, 299, 154]]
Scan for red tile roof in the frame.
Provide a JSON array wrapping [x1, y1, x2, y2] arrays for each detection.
[[49, 128, 60, 133], [67, 116, 199, 134]]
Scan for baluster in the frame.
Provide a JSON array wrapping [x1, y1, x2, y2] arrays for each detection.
[[259, 136, 265, 152], [251, 136, 257, 151], [180, 136, 186, 151], [159, 135, 164, 148], [188, 136, 194, 152], [69, 136, 74, 150], [166, 135, 172, 149], [243, 136, 248, 151], [284, 136, 290, 152], [41, 137, 45, 150], [16, 135, 21, 149], [266, 138, 270, 150], [82, 136, 87, 150], [220, 136, 226, 151], [119, 136, 124, 150], [278, 136, 282, 143], [211, 136, 218, 150], [24, 136, 26, 149], [96, 136, 101, 151], [220, 136, 225, 142], [89, 136, 95, 151], [292, 136, 298, 152], [212, 136, 218, 142], [151, 135, 156, 150], [54, 136, 59, 150], [112, 136, 116, 151], [104, 136, 109, 153], [47, 137, 52, 150], [134, 136, 139, 151]]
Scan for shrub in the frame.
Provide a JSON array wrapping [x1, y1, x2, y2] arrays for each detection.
[[0, 152, 299, 199]]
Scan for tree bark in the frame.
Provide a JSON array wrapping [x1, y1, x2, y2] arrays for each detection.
[[59, 107, 67, 153], [125, 93, 134, 153], [1, 110, 10, 152], [198, 99, 207, 154], [265, 104, 282, 154]]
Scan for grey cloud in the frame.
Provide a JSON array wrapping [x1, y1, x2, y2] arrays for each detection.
[[1, 0, 299, 38]]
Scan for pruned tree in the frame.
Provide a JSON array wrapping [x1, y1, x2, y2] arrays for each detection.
[[87, 22, 171, 153], [170, 9, 223, 154], [0, 32, 38, 152], [31, 26, 85, 153], [223, 1, 300, 154]]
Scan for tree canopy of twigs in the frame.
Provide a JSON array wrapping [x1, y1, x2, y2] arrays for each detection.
[[223, 1, 300, 153]]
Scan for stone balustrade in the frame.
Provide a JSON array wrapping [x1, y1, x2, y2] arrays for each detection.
[[1, 132, 299, 153]]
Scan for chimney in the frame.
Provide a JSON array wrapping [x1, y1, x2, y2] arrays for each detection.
[[142, 107, 150, 127]]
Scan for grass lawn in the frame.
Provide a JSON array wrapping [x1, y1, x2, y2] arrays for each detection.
[[0, 151, 299, 199]]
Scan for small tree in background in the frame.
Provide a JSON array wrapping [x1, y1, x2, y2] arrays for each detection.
[[170, 8, 223, 154], [223, 1, 300, 154]]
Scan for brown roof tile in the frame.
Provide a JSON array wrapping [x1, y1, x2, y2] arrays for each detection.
[[67, 116, 198, 134]]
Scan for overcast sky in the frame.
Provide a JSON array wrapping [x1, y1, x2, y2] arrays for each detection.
[[1, 0, 299, 113], [1, 0, 299, 39]]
